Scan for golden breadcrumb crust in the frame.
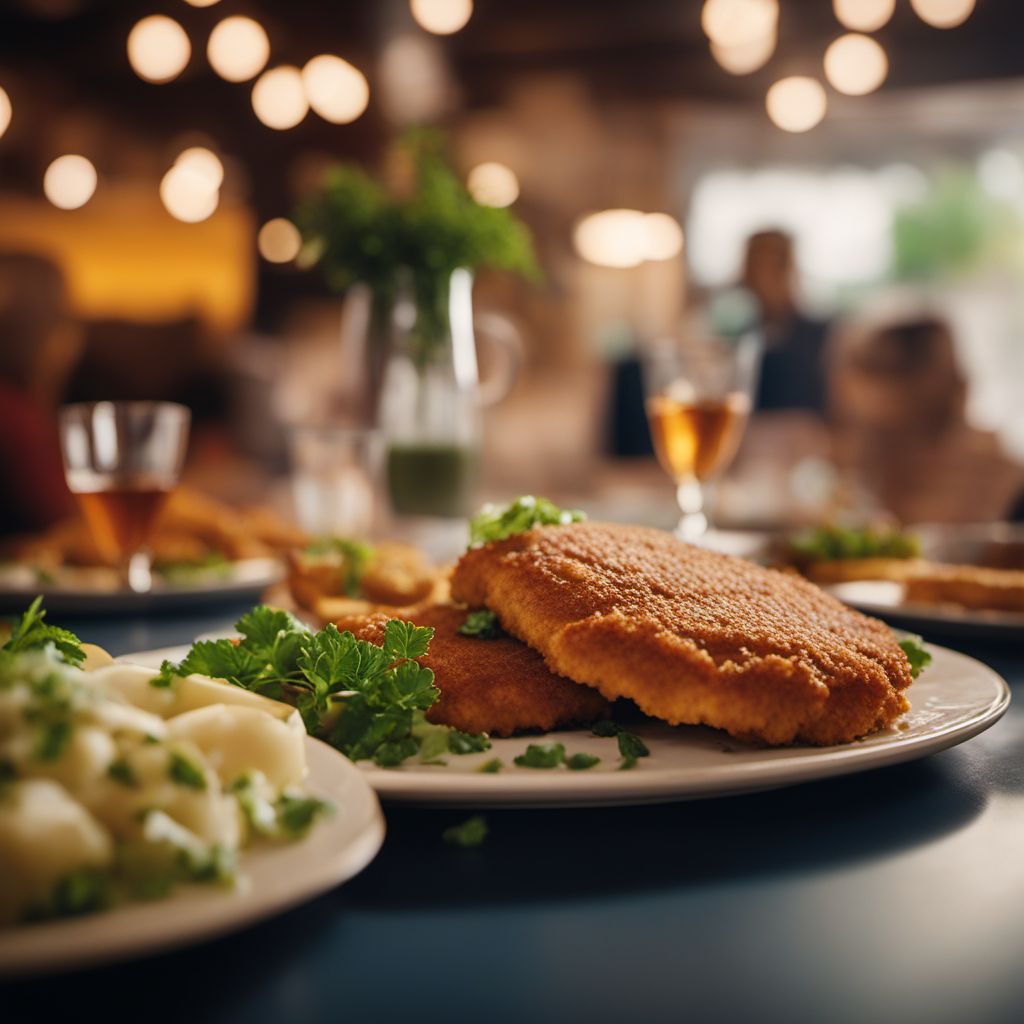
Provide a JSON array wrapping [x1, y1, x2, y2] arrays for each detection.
[[451, 523, 914, 746], [904, 564, 1024, 613], [334, 603, 609, 738]]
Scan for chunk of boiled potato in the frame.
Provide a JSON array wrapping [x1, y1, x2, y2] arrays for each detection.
[[0, 779, 113, 925], [166, 704, 307, 790], [80, 644, 114, 671], [1, 725, 117, 800]]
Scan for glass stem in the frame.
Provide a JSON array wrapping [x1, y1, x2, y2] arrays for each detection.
[[675, 477, 708, 540], [127, 550, 153, 594]]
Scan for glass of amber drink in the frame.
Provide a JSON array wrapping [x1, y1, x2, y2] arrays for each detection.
[[644, 335, 758, 540], [59, 401, 191, 593]]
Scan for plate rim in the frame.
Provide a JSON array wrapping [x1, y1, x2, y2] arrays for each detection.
[[114, 643, 1011, 809], [0, 736, 385, 977]]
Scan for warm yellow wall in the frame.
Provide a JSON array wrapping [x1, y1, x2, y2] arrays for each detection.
[[0, 183, 255, 333]]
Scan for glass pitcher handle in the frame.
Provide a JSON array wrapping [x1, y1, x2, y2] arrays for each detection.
[[473, 311, 522, 408]]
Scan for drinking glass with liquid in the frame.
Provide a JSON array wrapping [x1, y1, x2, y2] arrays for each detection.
[[644, 335, 759, 539], [59, 401, 190, 592]]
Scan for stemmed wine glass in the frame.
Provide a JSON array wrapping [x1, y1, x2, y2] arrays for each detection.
[[59, 401, 191, 593], [644, 334, 759, 540]]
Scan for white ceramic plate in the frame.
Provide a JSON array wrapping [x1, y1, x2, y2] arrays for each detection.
[[0, 738, 385, 976], [0, 558, 284, 615], [120, 644, 1010, 809], [825, 580, 1024, 640]]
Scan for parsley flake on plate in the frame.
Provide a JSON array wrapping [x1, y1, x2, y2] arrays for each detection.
[[513, 743, 566, 769], [469, 496, 586, 546], [442, 815, 488, 848], [617, 732, 650, 760], [566, 752, 601, 771]]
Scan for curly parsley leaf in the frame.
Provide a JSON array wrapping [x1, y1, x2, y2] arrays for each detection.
[[514, 742, 566, 769], [469, 495, 586, 546], [458, 609, 503, 639], [442, 815, 488, 848], [899, 634, 932, 679], [2, 596, 85, 666], [617, 732, 650, 760]]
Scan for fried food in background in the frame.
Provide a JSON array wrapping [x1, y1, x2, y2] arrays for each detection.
[[784, 524, 923, 583], [799, 556, 928, 584], [287, 539, 443, 618], [336, 603, 610, 737], [452, 522, 914, 747], [904, 565, 1024, 613], [3, 487, 307, 571]]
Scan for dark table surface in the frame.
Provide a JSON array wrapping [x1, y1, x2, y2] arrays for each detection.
[[4, 603, 1023, 1024]]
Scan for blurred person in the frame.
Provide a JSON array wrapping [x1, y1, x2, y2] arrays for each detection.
[[829, 315, 1023, 524], [0, 252, 79, 537], [741, 229, 830, 414]]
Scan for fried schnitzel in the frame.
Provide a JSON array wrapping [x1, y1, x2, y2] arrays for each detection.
[[334, 603, 610, 738], [451, 522, 914, 746]]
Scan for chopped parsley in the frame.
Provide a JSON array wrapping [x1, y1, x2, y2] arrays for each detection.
[[898, 634, 932, 679], [107, 758, 138, 788], [458, 609, 503, 639], [277, 794, 332, 838], [469, 496, 586, 546], [168, 751, 207, 790], [514, 742, 566, 769], [617, 732, 650, 760], [157, 605, 489, 768], [591, 720, 621, 738], [566, 752, 601, 771], [789, 525, 920, 562], [478, 758, 503, 773], [33, 720, 72, 762], [1, 596, 84, 667], [442, 815, 488, 848]]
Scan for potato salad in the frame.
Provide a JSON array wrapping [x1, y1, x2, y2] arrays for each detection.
[[0, 601, 329, 926]]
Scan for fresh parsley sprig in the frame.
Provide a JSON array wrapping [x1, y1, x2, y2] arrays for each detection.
[[469, 496, 586, 547], [157, 606, 490, 768], [1, 596, 85, 667], [898, 634, 932, 679], [458, 609, 503, 639]]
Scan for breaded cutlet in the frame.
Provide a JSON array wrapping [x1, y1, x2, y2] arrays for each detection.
[[451, 522, 915, 746], [333, 602, 610, 738]]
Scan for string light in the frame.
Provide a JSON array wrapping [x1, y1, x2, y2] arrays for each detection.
[[467, 163, 519, 207], [174, 147, 224, 190], [258, 218, 302, 263], [574, 209, 684, 268], [251, 66, 308, 130], [207, 16, 269, 83], [127, 15, 191, 84], [832, 0, 895, 32], [160, 162, 219, 222], [710, 29, 776, 75], [909, 0, 976, 29], [302, 55, 369, 124], [183, 0, 221, 7], [409, 0, 474, 35], [0, 86, 10, 140], [824, 34, 888, 96], [766, 76, 827, 133], [43, 155, 97, 210], [701, 0, 778, 49]]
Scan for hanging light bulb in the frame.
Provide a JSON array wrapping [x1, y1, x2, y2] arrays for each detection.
[[766, 76, 827, 133], [43, 155, 97, 210], [207, 16, 270, 83], [701, 0, 778, 49], [467, 163, 519, 207], [251, 66, 309, 130], [160, 162, 219, 223], [824, 34, 889, 96], [302, 55, 369, 124], [0, 86, 11, 140], [127, 15, 191, 84], [174, 147, 224, 191], [258, 218, 302, 263], [409, 0, 474, 35], [832, 0, 895, 32], [710, 27, 777, 75], [909, 0, 976, 29]]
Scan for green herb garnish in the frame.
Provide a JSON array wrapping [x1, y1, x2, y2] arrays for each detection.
[[107, 758, 138, 788], [33, 720, 71, 762], [458, 609, 503, 640], [469, 496, 586, 547], [1, 596, 84, 666], [513, 742, 566, 769], [591, 720, 621, 738], [157, 605, 489, 768], [478, 758, 503, 773], [276, 794, 332, 838], [50, 869, 111, 918], [304, 537, 374, 597], [617, 732, 650, 760], [168, 751, 207, 791], [619, 756, 638, 771], [790, 525, 920, 562], [898, 634, 932, 679], [566, 752, 601, 771], [442, 815, 488, 848]]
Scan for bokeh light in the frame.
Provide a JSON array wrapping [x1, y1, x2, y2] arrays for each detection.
[[258, 218, 302, 263], [183, 0, 221, 7], [174, 147, 224, 190], [302, 55, 369, 124], [409, 0, 474, 35], [160, 163, 219, 222], [251, 66, 308, 130], [127, 15, 191, 84], [824, 34, 888, 96], [710, 27, 776, 75], [701, 0, 778, 48], [909, 0, 976, 29], [467, 162, 519, 207], [43, 155, 97, 210], [207, 16, 269, 83], [0, 86, 10, 140], [766, 76, 827, 133], [832, 0, 895, 32], [574, 209, 684, 268]]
